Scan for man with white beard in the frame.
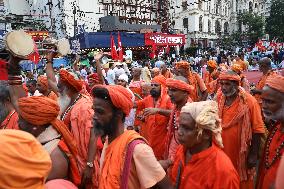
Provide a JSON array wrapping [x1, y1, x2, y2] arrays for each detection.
[[45, 52, 100, 188], [257, 75, 284, 189], [217, 71, 265, 189]]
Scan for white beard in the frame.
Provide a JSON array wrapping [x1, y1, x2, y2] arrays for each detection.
[[263, 102, 284, 122], [57, 91, 71, 117]]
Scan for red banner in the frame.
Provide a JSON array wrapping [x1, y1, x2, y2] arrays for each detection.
[[0, 59, 8, 81], [145, 33, 186, 46]]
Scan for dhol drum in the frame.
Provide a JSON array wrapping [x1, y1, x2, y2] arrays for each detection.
[[4, 30, 34, 59]]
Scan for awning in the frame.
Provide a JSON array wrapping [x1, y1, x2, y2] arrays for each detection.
[[72, 32, 145, 49]]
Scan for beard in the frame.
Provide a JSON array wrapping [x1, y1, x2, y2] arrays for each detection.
[[0, 104, 9, 124], [263, 102, 284, 121], [222, 87, 238, 97], [150, 89, 161, 98], [57, 90, 71, 117], [93, 114, 119, 137]]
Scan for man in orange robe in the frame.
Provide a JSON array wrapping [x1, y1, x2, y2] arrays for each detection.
[[92, 85, 173, 189], [0, 130, 51, 189], [160, 62, 173, 79], [175, 61, 208, 101], [46, 56, 99, 188], [0, 81, 18, 130], [169, 101, 240, 189], [231, 63, 250, 92], [217, 71, 265, 189], [203, 60, 220, 97], [135, 75, 173, 160], [37, 75, 58, 101], [257, 75, 284, 189], [164, 77, 193, 164], [251, 57, 279, 104], [16, 96, 81, 185]]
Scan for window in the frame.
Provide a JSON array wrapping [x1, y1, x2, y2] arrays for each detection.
[[224, 22, 229, 34], [215, 20, 221, 34], [183, 18, 188, 28], [249, 2, 253, 12], [208, 20, 211, 33], [199, 16, 203, 32], [198, 0, 202, 9], [182, 1, 187, 11]]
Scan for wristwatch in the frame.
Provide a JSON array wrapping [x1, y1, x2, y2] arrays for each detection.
[[86, 162, 94, 168]]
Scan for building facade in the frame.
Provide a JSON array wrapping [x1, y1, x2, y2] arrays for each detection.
[[171, 0, 272, 48]]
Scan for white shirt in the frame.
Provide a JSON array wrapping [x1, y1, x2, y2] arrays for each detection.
[[106, 69, 115, 85]]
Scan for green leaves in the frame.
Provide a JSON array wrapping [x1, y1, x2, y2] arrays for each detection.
[[266, 0, 284, 41]]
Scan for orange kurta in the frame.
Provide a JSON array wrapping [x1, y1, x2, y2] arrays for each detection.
[[61, 95, 99, 188], [257, 123, 284, 189], [99, 130, 145, 189], [217, 89, 265, 189], [47, 91, 58, 101], [0, 111, 19, 130], [136, 92, 173, 160], [254, 70, 279, 104], [187, 72, 207, 102], [170, 145, 240, 189]]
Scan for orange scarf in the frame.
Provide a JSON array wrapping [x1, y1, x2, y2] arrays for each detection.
[[99, 130, 146, 189], [217, 88, 253, 181]]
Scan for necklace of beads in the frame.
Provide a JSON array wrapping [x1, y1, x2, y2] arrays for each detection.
[[265, 125, 284, 169], [1, 111, 16, 129], [61, 94, 82, 121]]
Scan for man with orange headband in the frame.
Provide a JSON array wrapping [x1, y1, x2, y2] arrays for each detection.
[[231, 63, 250, 92], [16, 96, 81, 185], [134, 75, 173, 160], [217, 71, 265, 189], [257, 75, 284, 189], [175, 61, 207, 101], [37, 75, 58, 101], [169, 101, 240, 189], [0, 81, 18, 129], [163, 76, 193, 167], [0, 130, 51, 189], [44, 52, 101, 188], [251, 58, 279, 105], [92, 85, 173, 189], [203, 60, 220, 97]]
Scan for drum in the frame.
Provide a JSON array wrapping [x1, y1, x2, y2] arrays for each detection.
[[4, 30, 34, 59]]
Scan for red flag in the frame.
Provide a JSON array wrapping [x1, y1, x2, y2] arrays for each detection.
[[111, 35, 118, 60], [117, 32, 124, 62], [28, 42, 40, 64], [0, 59, 8, 81]]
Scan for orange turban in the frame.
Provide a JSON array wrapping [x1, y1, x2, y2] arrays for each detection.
[[231, 63, 243, 73], [219, 72, 241, 82], [0, 130, 51, 189], [175, 61, 190, 70], [166, 78, 194, 93], [46, 179, 78, 189], [207, 60, 217, 69], [266, 75, 284, 93], [37, 75, 48, 90], [59, 69, 83, 92], [18, 96, 78, 159], [152, 75, 166, 86], [93, 85, 133, 116]]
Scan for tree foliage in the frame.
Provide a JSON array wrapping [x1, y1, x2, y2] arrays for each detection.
[[238, 12, 265, 44], [266, 0, 284, 41]]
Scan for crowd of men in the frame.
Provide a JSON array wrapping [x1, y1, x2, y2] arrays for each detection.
[[0, 43, 284, 189]]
